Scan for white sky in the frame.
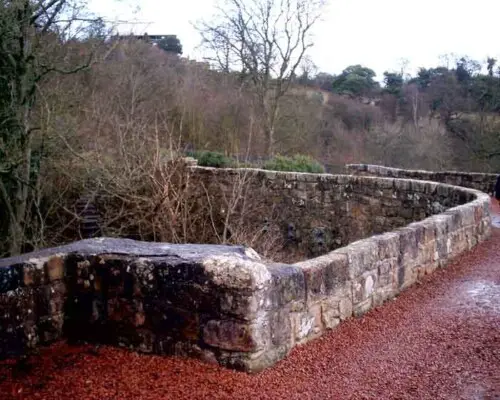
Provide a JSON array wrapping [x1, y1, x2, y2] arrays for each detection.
[[88, 0, 500, 80]]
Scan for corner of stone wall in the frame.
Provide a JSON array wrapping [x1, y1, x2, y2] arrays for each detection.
[[196, 255, 280, 372], [188, 166, 492, 372]]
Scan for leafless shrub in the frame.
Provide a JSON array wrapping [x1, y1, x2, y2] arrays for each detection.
[[327, 94, 384, 131], [366, 118, 454, 170]]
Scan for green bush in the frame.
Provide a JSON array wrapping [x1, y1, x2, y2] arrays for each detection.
[[189, 151, 233, 168], [263, 154, 325, 173]]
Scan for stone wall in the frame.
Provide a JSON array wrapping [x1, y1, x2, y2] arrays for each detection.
[[187, 167, 478, 259], [346, 164, 498, 194], [0, 239, 276, 371], [0, 172, 492, 373]]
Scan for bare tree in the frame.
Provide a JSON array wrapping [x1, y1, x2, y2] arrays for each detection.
[[197, 0, 325, 156], [0, 0, 113, 255], [403, 83, 421, 128]]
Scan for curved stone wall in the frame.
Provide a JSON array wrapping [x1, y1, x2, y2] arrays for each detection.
[[0, 171, 492, 373], [186, 166, 484, 259], [346, 164, 498, 194]]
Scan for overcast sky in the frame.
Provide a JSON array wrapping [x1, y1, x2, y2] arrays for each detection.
[[88, 0, 500, 80]]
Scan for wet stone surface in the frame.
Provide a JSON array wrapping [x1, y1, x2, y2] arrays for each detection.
[[0, 238, 259, 270]]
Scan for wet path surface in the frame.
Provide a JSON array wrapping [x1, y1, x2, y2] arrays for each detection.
[[1, 204, 500, 399]]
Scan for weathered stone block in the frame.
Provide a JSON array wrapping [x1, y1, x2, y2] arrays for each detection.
[[268, 308, 293, 347], [202, 318, 268, 352], [373, 285, 395, 306], [443, 209, 466, 232], [134, 329, 155, 353], [423, 260, 440, 275], [458, 205, 476, 227], [0, 287, 37, 357], [321, 310, 340, 330], [45, 256, 65, 281], [217, 290, 263, 320], [353, 298, 372, 317], [397, 227, 418, 265], [433, 213, 454, 237], [434, 221, 451, 261], [147, 303, 200, 341], [463, 225, 478, 250], [410, 180, 428, 194], [37, 313, 64, 343], [448, 228, 468, 258], [320, 297, 340, 319], [419, 240, 437, 266], [339, 295, 353, 321], [298, 252, 349, 304], [353, 272, 377, 304], [400, 207, 414, 220], [291, 305, 322, 343], [107, 297, 135, 323], [335, 239, 378, 279], [320, 291, 352, 329], [398, 264, 418, 290], [48, 281, 67, 315], [202, 257, 272, 291], [372, 232, 400, 260], [23, 262, 45, 287], [33, 285, 52, 318], [376, 258, 397, 288], [267, 264, 305, 310], [156, 282, 218, 315], [479, 217, 492, 239], [0, 264, 22, 293], [217, 344, 290, 373]]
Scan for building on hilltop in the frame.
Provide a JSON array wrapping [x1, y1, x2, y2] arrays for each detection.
[[116, 33, 176, 45]]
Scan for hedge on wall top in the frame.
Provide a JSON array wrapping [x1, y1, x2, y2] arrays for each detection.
[[263, 155, 325, 173], [188, 151, 234, 168]]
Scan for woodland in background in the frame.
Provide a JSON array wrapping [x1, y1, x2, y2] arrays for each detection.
[[1, 0, 499, 257], [300, 58, 500, 171]]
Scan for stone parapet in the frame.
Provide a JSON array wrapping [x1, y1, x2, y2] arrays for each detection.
[[346, 164, 497, 194], [0, 171, 492, 372]]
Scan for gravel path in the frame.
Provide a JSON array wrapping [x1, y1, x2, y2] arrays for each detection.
[[1, 201, 500, 400]]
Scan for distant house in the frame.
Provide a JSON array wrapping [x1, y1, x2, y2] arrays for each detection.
[[116, 34, 177, 46]]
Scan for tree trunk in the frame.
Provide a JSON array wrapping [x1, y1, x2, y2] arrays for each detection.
[[265, 102, 279, 157], [266, 125, 275, 157], [412, 93, 419, 129], [8, 108, 32, 256]]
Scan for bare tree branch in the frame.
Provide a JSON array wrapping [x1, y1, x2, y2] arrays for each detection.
[[196, 0, 325, 155]]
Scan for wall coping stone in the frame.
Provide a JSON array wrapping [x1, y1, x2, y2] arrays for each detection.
[[345, 164, 497, 194]]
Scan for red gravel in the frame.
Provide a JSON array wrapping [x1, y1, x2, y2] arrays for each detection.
[[1, 202, 500, 400]]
